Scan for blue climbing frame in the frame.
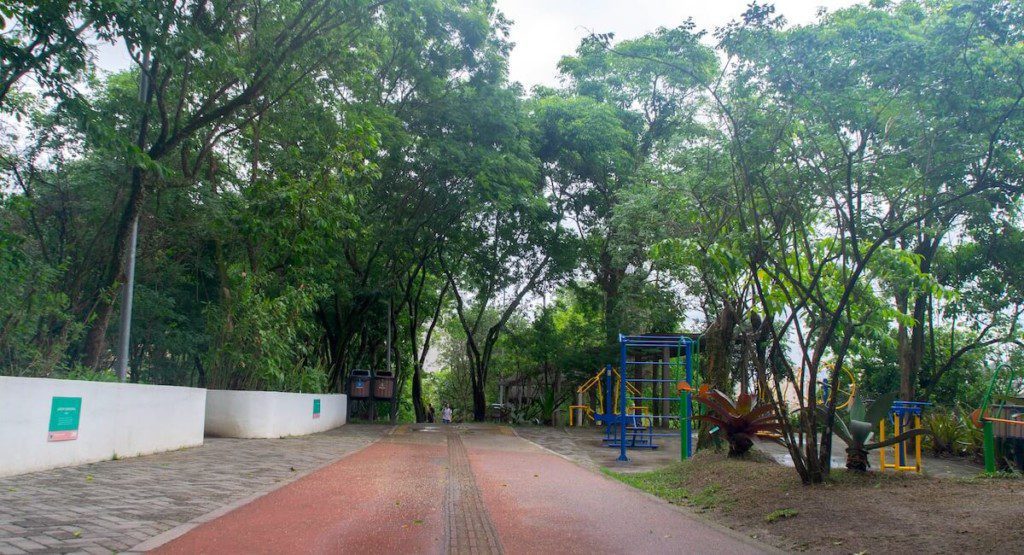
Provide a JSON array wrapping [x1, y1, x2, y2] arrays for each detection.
[[614, 334, 696, 462]]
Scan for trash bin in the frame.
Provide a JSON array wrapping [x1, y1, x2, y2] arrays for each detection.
[[349, 369, 372, 399], [373, 370, 395, 400]]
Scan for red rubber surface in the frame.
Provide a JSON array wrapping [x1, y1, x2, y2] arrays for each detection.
[[466, 441, 764, 554], [153, 440, 446, 555], [153, 427, 766, 554]]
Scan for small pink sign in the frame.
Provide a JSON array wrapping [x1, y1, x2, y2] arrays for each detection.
[[48, 430, 78, 442]]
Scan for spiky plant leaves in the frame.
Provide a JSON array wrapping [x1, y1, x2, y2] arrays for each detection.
[[851, 393, 866, 422], [864, 391, 900, 426], [692, 388, 785, 456], [848, 420, 874, 446], [833, 416, 854, 444]]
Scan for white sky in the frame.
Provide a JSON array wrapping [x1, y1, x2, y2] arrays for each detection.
[[495, 0, 861, 89]]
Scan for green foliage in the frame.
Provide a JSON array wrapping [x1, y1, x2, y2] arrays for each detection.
[[922, 408, 969, 457], [764, 508, 798, 523], [0, 207, 80, 375], [691, 387, 785, 457], [1, 0, 1023, 450], [601, 465, 691, 505], [204, 268, 330, 393]]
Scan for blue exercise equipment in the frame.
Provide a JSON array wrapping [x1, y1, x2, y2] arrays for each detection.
[[593, 334, 696, 462]]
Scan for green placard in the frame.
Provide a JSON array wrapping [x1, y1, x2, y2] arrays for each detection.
[[313, 398, 321, 419], [48, 396, 82, 442]]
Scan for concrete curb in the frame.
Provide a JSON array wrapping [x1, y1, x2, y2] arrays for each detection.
[[126, 428, 392, 553]]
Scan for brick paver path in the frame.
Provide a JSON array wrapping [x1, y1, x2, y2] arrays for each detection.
[[0, 425, 389, 554], [444, 431, 503, 554]]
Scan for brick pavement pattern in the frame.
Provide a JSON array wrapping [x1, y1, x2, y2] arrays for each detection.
[[0, 425, 389, 554], [444, 430, 503, 555]]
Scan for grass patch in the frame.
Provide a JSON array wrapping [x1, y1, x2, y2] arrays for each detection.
[[764, 508, 798, 523], [959, 471, 1024, 484], [601, 464, 691, 504], [692, 484, 723, 510]]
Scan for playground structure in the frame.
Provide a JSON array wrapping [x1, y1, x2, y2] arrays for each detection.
[[820, 365, 858, 410], [570, 334, 698, 462], [569, 367, 644, 427], [879, 400, 930, 473], [976, 363, 1024, 473], [611, 334, 697, 462]]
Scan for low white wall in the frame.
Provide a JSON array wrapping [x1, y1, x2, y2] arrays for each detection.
[[204, 390, 347, 438], [0, 376, 206, 477]]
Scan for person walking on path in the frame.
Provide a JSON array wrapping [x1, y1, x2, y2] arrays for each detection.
[[441, 404, 453, 424], [427, 404, 435, 423]]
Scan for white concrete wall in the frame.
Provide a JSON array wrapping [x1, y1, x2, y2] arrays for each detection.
[[204, 390, 346, 438], [0, 377, 206, 477]]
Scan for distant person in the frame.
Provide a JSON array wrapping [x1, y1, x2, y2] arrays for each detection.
[[442, 404, 453, 424], [427, 404, 435, 423]]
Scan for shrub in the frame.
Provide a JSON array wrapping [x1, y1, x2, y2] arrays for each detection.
[[690, 385, 785, 457]]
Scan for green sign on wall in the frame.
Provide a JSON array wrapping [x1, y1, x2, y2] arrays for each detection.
[[48, 396, 82, 442], [313, 398, 321, 419]]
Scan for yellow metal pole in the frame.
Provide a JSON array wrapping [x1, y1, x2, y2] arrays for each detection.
[[915, 415, 922, 472], [879, 419, 887, 470], [895, 416, 902, 469]]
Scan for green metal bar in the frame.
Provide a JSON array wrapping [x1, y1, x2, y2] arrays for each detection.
[[983, 420, 996, 473], [684, 341, 693, 459], [676, 342, 685, 461], [980, 363, 1007, 416]]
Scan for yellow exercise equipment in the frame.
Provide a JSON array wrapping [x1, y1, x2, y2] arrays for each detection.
[[569, 367, 642, 426]]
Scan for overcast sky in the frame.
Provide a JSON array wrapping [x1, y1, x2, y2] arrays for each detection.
[[494, 0, 860, 89]]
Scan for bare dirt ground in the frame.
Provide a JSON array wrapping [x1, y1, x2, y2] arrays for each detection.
[[673, 452, 1024, 554], [516, 425, 1024, 554]]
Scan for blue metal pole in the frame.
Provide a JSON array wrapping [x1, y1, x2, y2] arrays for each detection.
[[604, 364, 612, 438], [618, 337, 629, 462], [685, 341, 693, 459]]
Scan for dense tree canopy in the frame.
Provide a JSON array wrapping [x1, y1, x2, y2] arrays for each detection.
[[2, 0, 1022, 481]]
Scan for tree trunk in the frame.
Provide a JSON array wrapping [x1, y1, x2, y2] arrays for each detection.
[[897, 291, 927, 401], [412, 360, 425, 422], [472, 368, 486, 422], [698, 303, 738, 448], [845, 447, 870, 472], [81, 176, 146, 369], [599, 249, 624, 351]]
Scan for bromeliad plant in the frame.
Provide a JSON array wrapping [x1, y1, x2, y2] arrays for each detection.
[[687, 384, 786, 457], [833, 391, 929, 472]]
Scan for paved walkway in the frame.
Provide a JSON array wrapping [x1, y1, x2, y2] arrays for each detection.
[[0, 425, 389, 554], [151, 424, 767, 554], [517, 426, 981, 479]]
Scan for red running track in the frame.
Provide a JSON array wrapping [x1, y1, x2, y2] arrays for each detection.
[[151, 426, 768, 554], [153, 438, 447, 554]]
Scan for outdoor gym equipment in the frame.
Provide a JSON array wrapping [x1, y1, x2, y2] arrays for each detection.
[[819, 364, 857, 411], [569, 366, 641, 427], [879, 400, 930, 473], [976, 363, 1024, 473], [602, 334, 697, 462]]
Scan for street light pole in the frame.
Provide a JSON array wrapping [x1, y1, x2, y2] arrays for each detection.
[[115, 50, 150, 383]]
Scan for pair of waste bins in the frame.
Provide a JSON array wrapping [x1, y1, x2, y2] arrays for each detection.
[[348, 369, 395, 400]]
